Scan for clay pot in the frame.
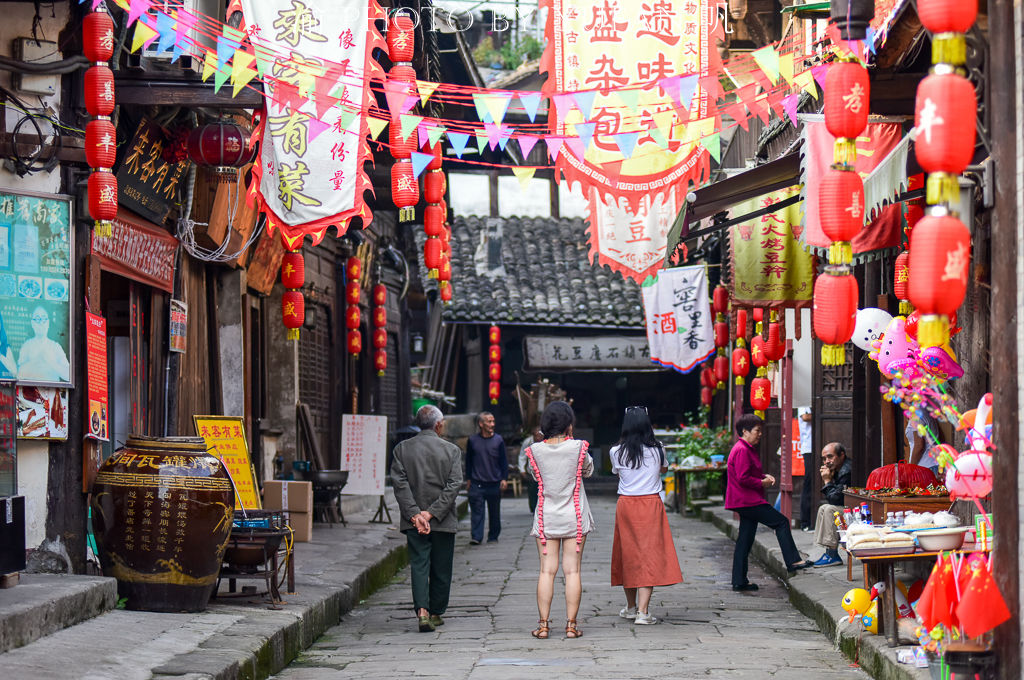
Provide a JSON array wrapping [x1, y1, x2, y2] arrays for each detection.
[[90, 436, 235, 612]]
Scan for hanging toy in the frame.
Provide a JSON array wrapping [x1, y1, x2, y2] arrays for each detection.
[[852, 307, 893, 351], [869, 317, 920, 379]]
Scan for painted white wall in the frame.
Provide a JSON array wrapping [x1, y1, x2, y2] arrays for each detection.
[[17, 440, 48, 547], [788, 307, 813, 409]]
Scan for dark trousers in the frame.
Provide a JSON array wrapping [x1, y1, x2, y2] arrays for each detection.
[[468, 480, 502, 542], [526, 478, 538, 514], [732, 503, 803, 587], [800, 452, 814, 529], [404, 529, 455, 615]]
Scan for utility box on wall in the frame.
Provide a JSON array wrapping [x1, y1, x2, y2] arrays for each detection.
[[0, 495, 26, 575], [12, 39, 60, 96]]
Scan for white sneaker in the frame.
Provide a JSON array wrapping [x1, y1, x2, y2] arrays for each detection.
[[618, 606, 636, 619], [634, 611, 658, 625]]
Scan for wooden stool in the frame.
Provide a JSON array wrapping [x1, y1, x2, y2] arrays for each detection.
[[509, 475, 522, 497]]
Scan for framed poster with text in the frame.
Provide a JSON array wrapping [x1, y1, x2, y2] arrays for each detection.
[[0, 190, 73, 387], [341, 414, 387, 496]]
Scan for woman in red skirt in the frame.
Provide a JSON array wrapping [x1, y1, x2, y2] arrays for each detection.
[[610, 406, 682, 625]]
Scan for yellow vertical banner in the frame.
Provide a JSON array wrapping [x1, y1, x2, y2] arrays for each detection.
[[194, 415, 261, 510]]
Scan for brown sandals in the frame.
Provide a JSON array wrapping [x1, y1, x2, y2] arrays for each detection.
[[565, 619, 583, 639], [531, 619, 550, 639]]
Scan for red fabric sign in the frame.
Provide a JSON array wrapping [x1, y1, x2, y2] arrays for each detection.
[[91, 209, 178, 292], [85, 312, 108, 441]]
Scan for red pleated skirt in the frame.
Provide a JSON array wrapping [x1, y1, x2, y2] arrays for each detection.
[[611, 494, 683, 588]]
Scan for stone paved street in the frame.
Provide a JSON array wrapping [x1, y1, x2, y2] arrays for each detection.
[[273, 496, 870, 679]]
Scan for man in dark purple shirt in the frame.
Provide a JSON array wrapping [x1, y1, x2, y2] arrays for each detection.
[[465, 411, 508, 544]]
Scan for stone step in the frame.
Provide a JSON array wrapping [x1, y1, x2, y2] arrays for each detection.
[[0, 574, 117, 653]]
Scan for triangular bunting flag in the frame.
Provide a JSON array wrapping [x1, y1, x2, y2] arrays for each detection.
[[216, 26, 245, 72], [130, 19, 159, 53], [546, 135, 564, 161], [551, 94, 574, 122], [308, 117, 331, 143], [658, 75, 681, 103], [410, 151, 433, 178], [617, 88, 640, 113], [781, 93, 800, 128], [383, 80, 411, 119], [231, 50, 258, 97], [472, 93, 493, 123], [751, 45, 780, 85], [447, 131, 470, 157], [483, 93, 512, 126], [427, 124, 447, 146], [416, 80, 439, 106], [518, 93, 542, 122], [127, 0, 153, 27], [699, 74, 725, 102], [417, 123, 431, 149], [511, 167, 535, 191], [653, 110, 675, 138], [564, 136, 586, 160], [484, 122, 505, 150], [574, 121, 596, 149], [794, 70, 818, 98], [612, 131, 640, 159], [154, 10, 176, 54], [214, 62, 230, 93], [779, 52, 795, 85], [702, 131, 721, 163], [173, 9, 196, 61], [400, 114, 423, 140], [201, 51, 217, 82], [475, 130, 489, 154], [400, 94, 418, 115], [811, 64, 829, 92], [677, 75, 699, 112], [573, 90, 596, 120], [517, 134, 539, 159], [337, 109, 358, 133], [649, 127, 669, 149]]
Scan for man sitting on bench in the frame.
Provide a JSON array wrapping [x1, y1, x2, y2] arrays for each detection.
[[812, 442, 853, 567]]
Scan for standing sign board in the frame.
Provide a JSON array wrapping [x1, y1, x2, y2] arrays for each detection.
[[85, 312, 109, 440], [194, 415, 260, 510], [341, 414, 387, 495]]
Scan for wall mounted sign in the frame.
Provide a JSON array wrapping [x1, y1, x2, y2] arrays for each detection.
[[116, 118, 189, 224], [91, 209, 178, 293], [523, 335, 656, 371], [17, 386, 68, 440], [194, 415, 260, 510], [169, 299, 187, 353], [85, 312, 109, 441], [0, 189, 73, 387]]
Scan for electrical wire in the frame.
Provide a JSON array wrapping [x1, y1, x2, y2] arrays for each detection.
[[176, 163, 265, 262], [0, 83, 60, 176]]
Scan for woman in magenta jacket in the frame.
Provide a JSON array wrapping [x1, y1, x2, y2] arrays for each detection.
[[726, 413, 813, 591]]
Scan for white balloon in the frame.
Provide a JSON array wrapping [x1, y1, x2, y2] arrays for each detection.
[[853, 308, 894, 351]]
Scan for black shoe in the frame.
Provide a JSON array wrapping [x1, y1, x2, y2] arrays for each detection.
[[487, 538, 498, 543], [732, 583, 758, 592], [787, 559, 815, 573], [469, 539, 481, 545]]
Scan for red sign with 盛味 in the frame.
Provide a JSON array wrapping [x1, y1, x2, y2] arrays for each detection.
[[91, 209, 177, 292]]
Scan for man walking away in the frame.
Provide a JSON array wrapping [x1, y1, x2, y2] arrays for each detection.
[[391, 405, 463, 632], [798, 407, 814, 531], [465, 411, 508, 544], [811, 442, 853, 567]]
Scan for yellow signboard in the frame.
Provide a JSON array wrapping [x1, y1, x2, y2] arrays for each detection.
[[194, 415, 261, 510]]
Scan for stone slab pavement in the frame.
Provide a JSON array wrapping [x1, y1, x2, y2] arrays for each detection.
[[273, 496, 872, 680]]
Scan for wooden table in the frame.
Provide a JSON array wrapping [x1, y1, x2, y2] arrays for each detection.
[[844, 490, 952, 523], [672, 466, 721, 514]]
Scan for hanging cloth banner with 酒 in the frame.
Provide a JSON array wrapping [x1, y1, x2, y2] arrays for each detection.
[[640, 265, 714, 374], [241, 0, 385, 249], [586, 187, 679, 284], [729, 187, 814, 308]]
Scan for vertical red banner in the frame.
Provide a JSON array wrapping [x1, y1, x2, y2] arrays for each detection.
[[86, 311, 108, 441]]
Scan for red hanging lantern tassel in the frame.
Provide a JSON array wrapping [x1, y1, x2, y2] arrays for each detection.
[[438, 251, 452, 288], [488, 344, 501, 363], [813, 266, 859, 365], [908, 213, 971, 348], [488, 325, 501, 345], [440, 281, 453, 303], [85, 118, 116, 169], [282, 290, 304, 341], [281, 250, 305, 289], [735, 309, 748, 342], [818, 167, 864, 265], [83, 10, 115, 62], [345, 280, 361, 305], [281, 248, 305, 341], [85, 4, 116, 239], [894, 250, 912, 315], [424, 169, 446, 203], [750, 376, 772, 417], [84, 65, 115, 117], [373, 306, 386, 328], [424, 238, 442, 277], [918, 0, 976, 65], [733, 347, 750, 386], [346, 304, 361, 330], [387, 15, 415, 61], [372, 284, 387, 307], [764, 317, 785, 364]]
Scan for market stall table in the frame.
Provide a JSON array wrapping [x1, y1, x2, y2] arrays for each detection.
[[672, 466, 721, 515], [844, 489, 952, 522]]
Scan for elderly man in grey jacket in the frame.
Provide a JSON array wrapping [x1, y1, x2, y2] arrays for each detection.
[[391, 405, 463, 632]]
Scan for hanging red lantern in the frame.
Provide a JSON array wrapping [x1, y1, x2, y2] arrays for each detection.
[[908, 213, 971, 348], [373, 328, 388, 349], [713, 354, 729, 387], [752, 307, 763, 323], [85, 118, 116, 170], [374, 348, 387, 376], [735, 309, 748, 341], [764, 321, 785, 363], [917, 0, 977, 35], [372, 284, 387, 307], [700, 366, 715, 389], [425, 140, 443, 170], [424, 170, 446, 204], [813, 267, 859, 365], [894, 250, 912, 314], [391, 161, 419, 220], [373, 306, 386, 328], [389, 122, 416, 159], [438, 251, 451, 283], [489, 325, 501, 345], [818, 167, 863, 264], [701, 386, 713, 406], [824, 60, 870, 141], [750, 376, 772, 414], [915, 73, 976, 178], [732, 347, 750, 385], [488, 344, 501, 363], [186, 122, 253, 180], [906, 201, 925, 233], [424, 204, 444, 237], [440, 282, 453, 302], [346, 256, 361, 281], [84, 65, 115, 117], [750, 335, 768, 368], [387, 14, 415, 61], [282, 290, 304, 340], [389, 63, 417, 86], [83, 10, 115, 62], [424, 238, 442, 275], [488, 381, 500, 405], [345, 280, 360, 305], [281, 251, 304, 289], [712, 285, 728, 315], [347, 329, 362, 356], [489, 362, 501, 382], [714, 321, 729, 348], [346, 305, 361, 330], [88, 170, 117, 224]]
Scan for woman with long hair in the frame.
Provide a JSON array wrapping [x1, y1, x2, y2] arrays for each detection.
[[522, 401, 594, 640], [610, 406, 682, 625]]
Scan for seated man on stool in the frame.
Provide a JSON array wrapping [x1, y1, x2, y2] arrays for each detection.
[[812, 442, 853, 567]]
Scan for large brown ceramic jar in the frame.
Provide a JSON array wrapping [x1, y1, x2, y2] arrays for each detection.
[[90, 436, 234, 612]]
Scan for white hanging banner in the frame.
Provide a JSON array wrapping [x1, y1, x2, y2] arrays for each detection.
[[241, 0, 384, 248], [640, 265, 714, 374], [587, 188, 679, 285]]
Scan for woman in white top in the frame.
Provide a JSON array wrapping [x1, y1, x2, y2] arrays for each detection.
[[610, 406, 682, 625]]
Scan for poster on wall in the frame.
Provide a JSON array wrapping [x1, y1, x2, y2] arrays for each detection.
[[341, 414, 387, 496], [169, 300, 187, 353], [194, 415, 261, 510], [0, 190, 73, 387], [17, 386, 68, 440], [85, 312, 108, 441]]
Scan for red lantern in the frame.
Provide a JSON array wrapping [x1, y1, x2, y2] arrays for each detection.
[[425, 140, 443, 170], [424, 170, 446, 203], [345, 305, 361, 330], [440, 282, 453, 302], [488, 344, 501, 363], [750, 376, 772, 413], [906, 201, 925, 233], [917, 0, 977, 34], [389, 63, 417, 85], [346, 256, 361, 281], [373, 328, 388, 349], [750, 335, 768, 368], [713, 354, 729, 386], [489, 362, 501, 382], [894, 250, 911, 314], [752, 307, 763, 323], [391, 161, 419, 211], [735, 309, 748, 341], [714, 321, 729, 348], [701, 386, 713, 406], [347, 329, 362, 355], [819, 168, 863, 264], [83, 10, 115, 62], [389, 122, 415, 159], [373, 306, 386, 328], [84, 65, 114, 117], [346, 280, 360, 305], [438, 252, 452, 283], [764, 322, 785, 362], [733, 347, 750, 385], [186, 121, 253, 181], [700, 366, 715, 389], [85, 118, 116, 169], [88, 170, 118, 222], [908, 214, 971, 348], [489, 325, 501, 345], [281, 251, 305, 289], [374, 348, 387, 376], [488, 381, 500, 404], [424, 238, 442, 273], [824, 60, 869, 140], [813, 267, 859, 365], [915, 73, 976, 176], [712, 285, 728, 315], [387, 15, 415, 61], [282, 290, 304, 340], [424, 204, 444, 236], [373, 284, 387, 307]]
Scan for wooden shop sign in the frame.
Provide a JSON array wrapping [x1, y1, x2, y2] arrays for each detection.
[[91, 209, 178, 293]]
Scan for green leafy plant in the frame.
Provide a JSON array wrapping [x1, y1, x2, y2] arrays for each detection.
[[472, 34, 545, 69]]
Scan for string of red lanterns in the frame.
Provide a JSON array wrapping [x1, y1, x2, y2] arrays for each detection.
[[894, 183, 924, 315], [711, 285, 729, 390], [488, 325, 501, 405], [423, 141, 446, 279], [387, 16, 419, 222], [281, 248, 305, 341], [749, 308, 770, 417], [84, 6, 117, 238], [732, 308, 750, 386], [372, 282, 387, 376], [346, 257, 362, 356], [908, 0, 976, 349]]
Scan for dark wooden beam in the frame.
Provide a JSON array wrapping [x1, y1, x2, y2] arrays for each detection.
[[113, 78, 264, 109], [0, 132, 85, 163], [869, 73, 925, 116]]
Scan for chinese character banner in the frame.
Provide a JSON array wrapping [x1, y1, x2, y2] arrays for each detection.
[[241, 0, 385, 249], [640, 265, 714, 373], [541, 0, 723, 211], [729, 187, 814, 307], [586, 187, 678, 284]]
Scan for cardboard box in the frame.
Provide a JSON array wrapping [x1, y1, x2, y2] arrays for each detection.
[[263, 481, 313, 513], [288, 510, 313, 542]]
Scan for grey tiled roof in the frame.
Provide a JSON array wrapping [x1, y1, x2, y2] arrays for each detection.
[[417, 214, 645, 327]]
